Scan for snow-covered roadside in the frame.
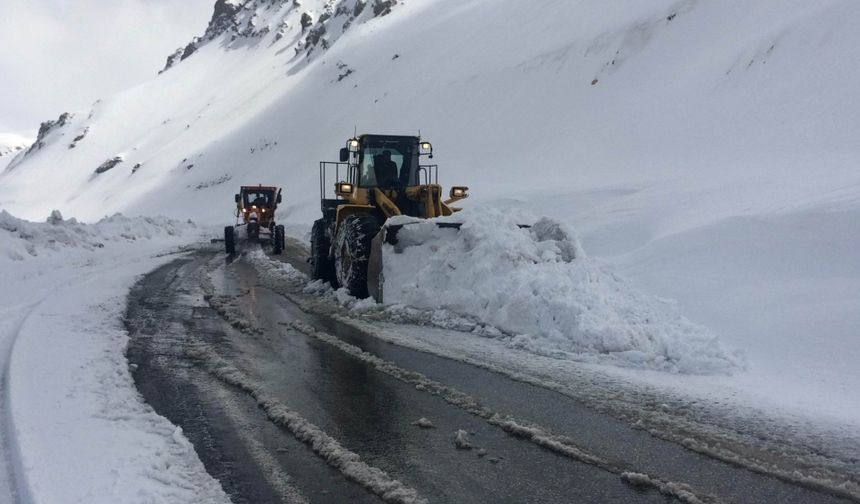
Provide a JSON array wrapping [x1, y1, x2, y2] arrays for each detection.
[[0, 211, 229, 504], [381, 207, 744, 375]]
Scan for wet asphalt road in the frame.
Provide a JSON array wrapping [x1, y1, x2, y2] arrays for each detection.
[[125, 246, 853, 504]]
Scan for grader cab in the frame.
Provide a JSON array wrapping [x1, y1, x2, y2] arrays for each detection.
[[310, 134, 469, 300]]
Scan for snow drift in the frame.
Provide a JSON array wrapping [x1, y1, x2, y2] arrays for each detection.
[[0, 209, 191, 263], [382, 208, 743, 375], [0, 212, 226, 504]]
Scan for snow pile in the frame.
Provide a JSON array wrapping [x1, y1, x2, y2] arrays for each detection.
[[383, 208, 743, 375], [0, 209, 193, 262], [0, 211, 225, 504]]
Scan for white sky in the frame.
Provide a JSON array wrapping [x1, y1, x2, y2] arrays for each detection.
[[0, 0, 214, 133]]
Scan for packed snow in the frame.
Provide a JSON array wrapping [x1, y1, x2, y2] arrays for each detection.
[[383, 207, 743, 375], [0, 211, 229, 504]]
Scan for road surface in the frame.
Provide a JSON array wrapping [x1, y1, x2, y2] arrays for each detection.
[[125, 243, 854, 504]]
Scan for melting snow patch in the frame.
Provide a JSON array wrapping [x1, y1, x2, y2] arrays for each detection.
[[454, 430, 473, 450], [411, 417, 435, 429], [382, 207, 744, 375]]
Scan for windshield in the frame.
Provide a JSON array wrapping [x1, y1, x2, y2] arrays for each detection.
[[243, 189, 275, 208], [357, 137, 418, 187]]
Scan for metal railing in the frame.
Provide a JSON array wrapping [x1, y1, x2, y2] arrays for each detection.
[[319, 161, 352, 211], [417, 164, 439, 186]]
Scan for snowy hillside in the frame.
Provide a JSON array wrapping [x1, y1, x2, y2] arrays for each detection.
[[0, 133, 31, 171], [1, 0, 859, 427]]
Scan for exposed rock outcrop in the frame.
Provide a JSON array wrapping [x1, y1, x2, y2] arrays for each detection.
[[160, 0, 402, 72], [94, 155, 124, 175]]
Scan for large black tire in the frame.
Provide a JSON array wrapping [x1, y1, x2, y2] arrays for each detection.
[[224, 226, 235, 254], [334, 214, 380, 298], [274, 225, 285, 255], [310, 218, 335, 283]]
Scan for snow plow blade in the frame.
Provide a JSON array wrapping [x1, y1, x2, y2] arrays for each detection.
[[367, 222, 463, 303], [367, 221, 529, 303]]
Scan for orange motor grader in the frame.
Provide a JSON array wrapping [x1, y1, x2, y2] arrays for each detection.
[[224, 185, 285, 254]]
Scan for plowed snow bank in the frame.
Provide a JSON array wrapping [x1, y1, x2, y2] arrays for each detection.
[[383, 208, 743, 375], [0, 211, 229, 504]]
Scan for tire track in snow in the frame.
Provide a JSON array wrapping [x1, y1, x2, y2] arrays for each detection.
[[286, 319, 723, 504], [185, 340, 428, 504], [207, 380, 310, 504], [209, 253, 721, 504], [0, 304, 40, 504]]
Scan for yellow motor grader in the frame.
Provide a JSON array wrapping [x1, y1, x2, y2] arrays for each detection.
[[224, 185, 285, 255], [310, 134, 469, 300]]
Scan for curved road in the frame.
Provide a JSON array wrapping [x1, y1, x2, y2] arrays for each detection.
[[124, 244, 853, 504]]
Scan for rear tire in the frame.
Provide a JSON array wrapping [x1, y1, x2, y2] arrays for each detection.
[[274, 225, 285, 255], [224, 226, 235, 254], [334, 214, 380, 298], [310, 218, 335, 283]]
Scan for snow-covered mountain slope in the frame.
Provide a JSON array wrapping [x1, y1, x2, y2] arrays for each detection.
[[1, 0, 859, 424], [0, 133, 31, 171]]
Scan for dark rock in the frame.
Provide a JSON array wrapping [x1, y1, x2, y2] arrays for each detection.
[[354, 0, 367, 17], [68, 127, 90, 149], [95, 156, 124, 175], [46, 210, 64, 225], [160, 47, 185, 73], [13, 112, 75, 166], [205, 0, 244, 40], [373, 0, 397, 17], [301, 12, 313, 31]]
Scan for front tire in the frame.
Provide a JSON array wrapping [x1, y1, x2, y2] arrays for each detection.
[[310, 218, 335, 283], [334, 214, 380, 298]]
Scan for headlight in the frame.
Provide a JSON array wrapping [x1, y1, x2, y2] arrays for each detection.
[[337, 182, 354, 194], [348, 139, 360, 152], [420, 142, 432, 151], [450, 186, 468, 199]]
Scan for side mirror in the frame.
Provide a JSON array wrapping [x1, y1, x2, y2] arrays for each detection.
[[276, 193, 282, 204], [339, 148, 349, 162], [234, 194, 241, 203]]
